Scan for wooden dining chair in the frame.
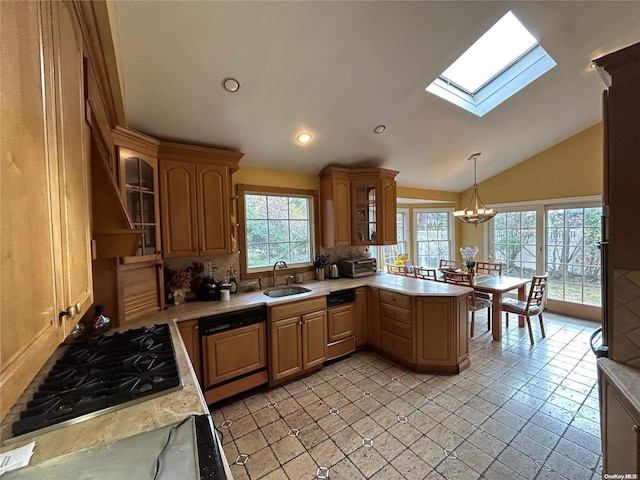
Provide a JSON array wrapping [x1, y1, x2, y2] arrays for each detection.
[[501, 274, 548, 345], [439, 259, 461, 270], [443, 271, 491, 337], [414, 267, 437, 281], [475, 261, 502, 275], [386, 264, 414, 277], [473, 261, 502, 329]]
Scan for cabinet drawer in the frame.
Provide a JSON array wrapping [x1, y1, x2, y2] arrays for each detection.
[[380, 290, 412, 309], [380, 316, 412, 340], [379, 302, 412, 325], [270, 297, 326, 321], [380, 329, 412, 363]]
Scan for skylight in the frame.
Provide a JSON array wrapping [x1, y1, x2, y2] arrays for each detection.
[[426, 11, 556, 117]]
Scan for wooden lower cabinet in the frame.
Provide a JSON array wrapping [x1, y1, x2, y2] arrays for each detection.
[[177, 319, 202, 385], [270, 316, 303, 382], [601, 370, 640, 476], [368, 288, 381, 347], [202, 323, 266, 387], [355, 287, 367, 346], [302, 310, 327, 370], [269, 297, 327, 384], [415, 296, 469, 372]]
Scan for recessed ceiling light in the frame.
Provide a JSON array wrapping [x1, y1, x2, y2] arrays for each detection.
[[222, 77, 240, 93], [374, 125, 386, 134], [297, 132, 312, 144]]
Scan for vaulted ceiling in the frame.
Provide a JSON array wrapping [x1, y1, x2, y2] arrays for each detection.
[[110, 1, 640, 192]]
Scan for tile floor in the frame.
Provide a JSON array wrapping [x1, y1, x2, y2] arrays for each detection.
[[211, 312, 603, 480]]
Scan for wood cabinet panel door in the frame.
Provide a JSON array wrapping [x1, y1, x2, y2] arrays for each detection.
[[604, 383, 640, 475], [270, 317, 303, 382], [159, 160, 198, 257], [327, 304, 354, 344], [381, 177, 397, 245], [333, 177, 352, 246], [355, 287, 367, 346], [415, 298, 453, 365], [53, 0, 93, 332], [368, 288, 381, 347], [303, 310, 327, 370], [0, 0, 63, 419], [177, 320, 202, 385], [196, 163, 230, 255], [203, 323, 266, 387]]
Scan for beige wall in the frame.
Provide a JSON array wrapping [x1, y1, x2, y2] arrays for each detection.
[[233, 166, 319, 191], [457, 123, 603, 260]]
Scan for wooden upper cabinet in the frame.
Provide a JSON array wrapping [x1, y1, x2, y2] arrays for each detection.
[[113, 127, 161, 260], [319, 166, 398, 247], [159, 159, 199, 257], [1, 0, 93, 418], [52, 1, 93, 330], [158, 141, 243, 258], [319, 167, 351, 246], [381, 176, 398, 245], [197, 163, 230, 255]]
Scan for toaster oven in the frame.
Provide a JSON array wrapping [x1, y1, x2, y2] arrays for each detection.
[[339, 257, 377, 278]]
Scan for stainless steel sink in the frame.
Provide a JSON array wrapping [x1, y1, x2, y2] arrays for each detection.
[[264, 286, 311, 298]]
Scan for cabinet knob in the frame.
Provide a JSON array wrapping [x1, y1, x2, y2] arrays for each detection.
[[634, 425, 639, 434], [75, 302, 82, 315], [195, 325, 199, 330]]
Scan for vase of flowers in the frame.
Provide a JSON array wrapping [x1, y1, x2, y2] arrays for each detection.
[[170, 268, 196, 305], [460, 246, 479, 275]]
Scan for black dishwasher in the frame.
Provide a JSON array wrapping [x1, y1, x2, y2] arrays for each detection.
[[199, 307, 268, 405], [327, 288, 356, 307], [326, 289, 356, 361]]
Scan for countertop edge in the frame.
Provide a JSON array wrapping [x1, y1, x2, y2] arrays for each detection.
[[598, 357, 640, 414]]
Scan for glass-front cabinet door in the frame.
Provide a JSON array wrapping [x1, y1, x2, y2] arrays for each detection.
[[353, 180, 378, 244], [119, 148, 161, 259]]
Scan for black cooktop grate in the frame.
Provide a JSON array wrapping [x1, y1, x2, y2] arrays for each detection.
[[12, 324, 181, 437]]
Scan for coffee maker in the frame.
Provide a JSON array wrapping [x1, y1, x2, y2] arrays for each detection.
[[199, 261, 221, 301]]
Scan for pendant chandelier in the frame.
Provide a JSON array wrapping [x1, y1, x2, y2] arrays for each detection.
[[452, 153, 497, 226]]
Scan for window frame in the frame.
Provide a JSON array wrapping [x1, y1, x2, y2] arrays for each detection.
[[237, 184, 320, 279], [379, 208, 410, 268], [413, 207, 456, 268]]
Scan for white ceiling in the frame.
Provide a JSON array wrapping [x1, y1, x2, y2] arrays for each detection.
[[111, 1, 640, 192]]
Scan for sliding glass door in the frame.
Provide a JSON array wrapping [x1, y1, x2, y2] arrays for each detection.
[[488, 199, 602, 317], [546, 206, 602, 306]]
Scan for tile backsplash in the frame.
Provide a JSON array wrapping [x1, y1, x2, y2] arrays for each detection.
[[163, 246, 373, 288]]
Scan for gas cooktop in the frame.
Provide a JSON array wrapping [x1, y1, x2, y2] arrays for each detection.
[[12, 324, 182, 438]]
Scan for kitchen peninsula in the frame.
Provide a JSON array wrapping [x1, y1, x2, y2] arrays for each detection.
[[0, 274, 470, 474]]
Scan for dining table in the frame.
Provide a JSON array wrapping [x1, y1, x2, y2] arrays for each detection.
[[470, 275, 530, 341]]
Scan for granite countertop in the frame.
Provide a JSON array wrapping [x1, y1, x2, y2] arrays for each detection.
[[598, 357, 640, 414], [126, 274, 472, 328], [0, 322, 209, 467]]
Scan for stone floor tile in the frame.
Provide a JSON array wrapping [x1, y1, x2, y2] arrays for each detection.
[[308, 438, 345, 467], [562, 425, 602, 455], [245, 446, 280, 479], [483, 460, 527, 480], [352, 415, 385, 439], [435, 457, 482, 480], [235, 429, 269, 456], [497, 446, 543, 479], [369, 405, 398, 429], [520, 421, 561, 450], [332, 426, 362, 455], [282, 452, 318, 480], [455, 440, 494, 473], [297, 422, 329, 451], [259, 419, 290, 445], [317, 411, 348, 437], [370, 462, 404, 480], [547, 450, 595, 479], [509, 432, 552, 461], [348, 444, 388, 477], [554, 437, 600, 469], [387, 421, 423, 447], [373, 430, 406, 462], [391, 449, 433, 480], [271, 434, 306, 464], [329, 457, 366, 480], [410, 435, 446, 468]]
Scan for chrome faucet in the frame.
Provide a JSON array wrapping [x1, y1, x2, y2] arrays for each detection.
[[272, 260, 288, 286]]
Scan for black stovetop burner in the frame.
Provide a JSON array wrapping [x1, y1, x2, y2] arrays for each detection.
[[12, 324, 182, 437]]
